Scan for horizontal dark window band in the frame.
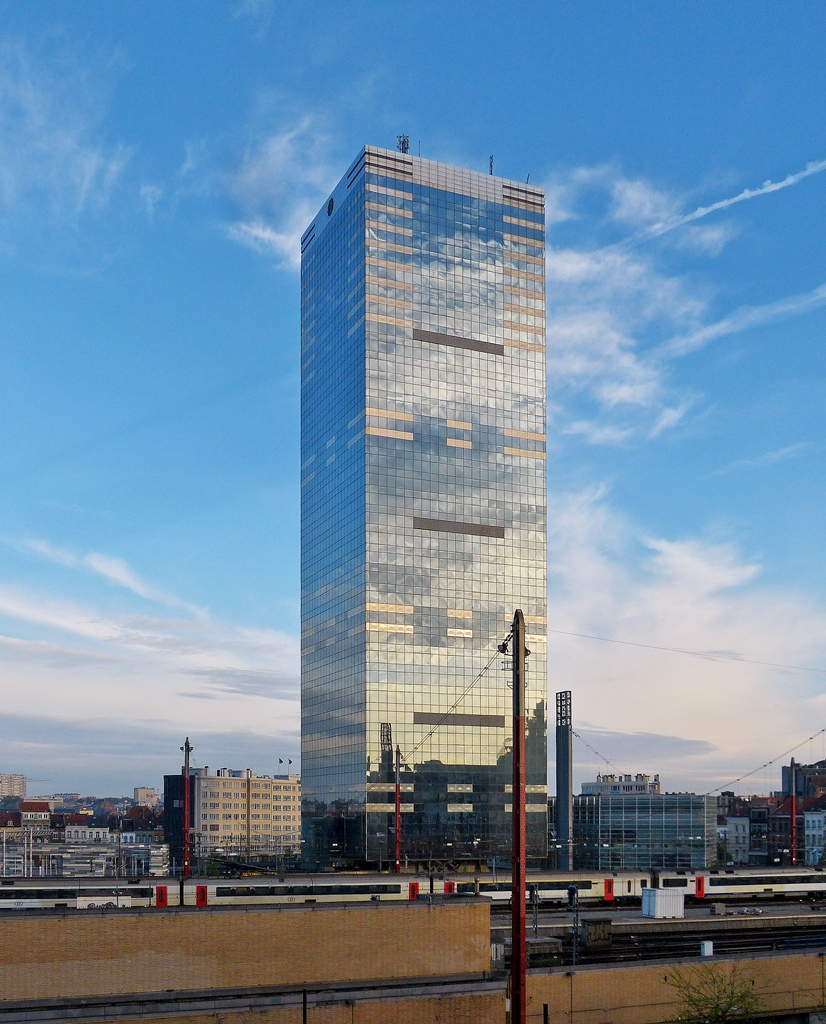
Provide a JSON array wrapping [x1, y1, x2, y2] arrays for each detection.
[[414, 712, 506, 729], [347, 154, 367, 184], [413, 329, 504, 356], [367, 158, 413, 177], [413, 517, 505, 539]]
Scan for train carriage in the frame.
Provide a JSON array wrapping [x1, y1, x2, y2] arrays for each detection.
[[456, 871, 651, 904], [656, 868, 826, 900], [181, 875, 440, 906], [0, 878, 174, 909]]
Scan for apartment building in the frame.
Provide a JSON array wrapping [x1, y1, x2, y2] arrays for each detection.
[[0, 774, 26, 799], [165, 768, 301, 864]]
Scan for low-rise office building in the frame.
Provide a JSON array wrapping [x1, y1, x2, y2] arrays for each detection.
[[550, 791, 716, 870]]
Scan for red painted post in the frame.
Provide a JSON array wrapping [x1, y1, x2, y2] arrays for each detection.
[[510, 609, 527, 1024], [395, 745, 402, 874], [791, 759, 797, 866]]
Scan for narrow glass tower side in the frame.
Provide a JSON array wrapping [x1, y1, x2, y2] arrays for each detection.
[[301, 146, 547, 868]]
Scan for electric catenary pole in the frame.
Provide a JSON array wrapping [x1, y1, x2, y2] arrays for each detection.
[[181, 737, 192, 879], [394, 744, 402, 874], [500, 610, 529, 1024]]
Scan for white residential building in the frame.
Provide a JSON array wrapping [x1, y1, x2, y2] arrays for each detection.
[[726, 816, 750, 865], [805, 811, 825, 866], [63, 825, 112, 842]]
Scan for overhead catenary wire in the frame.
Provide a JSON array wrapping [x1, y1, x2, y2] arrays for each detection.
[[545, 624, 826, 794], [403, 639, 507, 763], [571, 730, 626, 775], [547, 627, 826, 676], [704, 726, 826, 796]]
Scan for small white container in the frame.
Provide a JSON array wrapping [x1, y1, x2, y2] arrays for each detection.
[[642, 887, 685, 919], [701, 940, 714, 957]]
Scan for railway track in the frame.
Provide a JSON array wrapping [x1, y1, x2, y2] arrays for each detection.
[[493, 923, 826, 967]]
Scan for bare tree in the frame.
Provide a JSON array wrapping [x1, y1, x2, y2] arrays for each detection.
[[666, 962, 764, 1023]]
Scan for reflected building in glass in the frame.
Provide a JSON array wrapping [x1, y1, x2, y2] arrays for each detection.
[[301, 146, 547, 868]]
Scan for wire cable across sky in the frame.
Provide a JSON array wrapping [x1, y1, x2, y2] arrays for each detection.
[[547, 626, 826, 676], [704, 727, 826, 796]]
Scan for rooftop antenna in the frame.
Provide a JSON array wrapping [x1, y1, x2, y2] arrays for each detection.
[[397, 134, 410, 154], [418, 140, 421, 157], [489, 154, 494, 176], [526, 173, 531, 184]]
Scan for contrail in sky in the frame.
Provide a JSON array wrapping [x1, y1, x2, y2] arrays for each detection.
[[641, 156, 826, 240]]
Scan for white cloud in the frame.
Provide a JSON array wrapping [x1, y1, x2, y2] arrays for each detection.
[[179, 139, 207, 179], [647, 399, 694, 438], [21, 538, 205, 616], [544, 224, 705, 439], [662, 282, 826, 357], [0, 43, 130, 217], [715, 442, 816, 475], [0, 582, 300, 773], [0, 541, 299, 774], [543, 155, 826, 445], [546, 489, 826, 793], [139, 183, 162, 216], [225, 118, 339, 270], [610, 177, 680, 229], [563, 419, 634, 446], [233, 0, 273, 24], [637, 156, 826, 242], [226, 215, 313, 269]]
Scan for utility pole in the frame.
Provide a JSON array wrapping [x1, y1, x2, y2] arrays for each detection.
[[791, 758, 798, 866], [394, 745, 402, 874], [569, 885, 580, 966], [181, 737, 192, 879], [500, 609, 528, 1024]]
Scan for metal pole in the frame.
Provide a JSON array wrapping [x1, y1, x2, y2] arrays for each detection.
[[791, 759, 798, 866], [531, 884, 538, 936], [394, 745, 401, 874], [510, 608, 527, 1024], [571, 887, 579, 967], [181, 738, 192, 879], [302, 989, 307, 1024]]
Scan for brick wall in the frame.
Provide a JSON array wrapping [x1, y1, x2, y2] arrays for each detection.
[[0, 901, 490, 1002]]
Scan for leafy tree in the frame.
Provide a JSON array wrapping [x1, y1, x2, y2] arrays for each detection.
[[0, 796, 21, 811], [666, 962, 764, 1023]]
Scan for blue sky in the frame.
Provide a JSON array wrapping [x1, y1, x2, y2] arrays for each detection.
[[1, 1, 826, 796]]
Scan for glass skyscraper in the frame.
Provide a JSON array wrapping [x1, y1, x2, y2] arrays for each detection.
[[300, 146, 547, 868]]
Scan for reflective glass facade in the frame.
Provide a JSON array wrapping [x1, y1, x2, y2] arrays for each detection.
[[551, 794, 716, 870], [301, 147, 547, 868]]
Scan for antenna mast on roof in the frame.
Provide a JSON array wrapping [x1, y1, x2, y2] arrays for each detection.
[[489, 155, 494, 175], [397, 134, 410, 154]]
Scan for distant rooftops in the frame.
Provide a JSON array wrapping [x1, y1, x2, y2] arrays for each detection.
[[581, 773, 661, 796]]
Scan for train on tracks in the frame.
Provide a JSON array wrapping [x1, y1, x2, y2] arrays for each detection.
[[2, 868, 826, 911]]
